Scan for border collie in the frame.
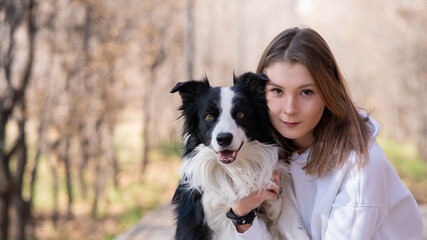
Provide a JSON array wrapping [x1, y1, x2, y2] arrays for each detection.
[[171, 72, 308, 240]]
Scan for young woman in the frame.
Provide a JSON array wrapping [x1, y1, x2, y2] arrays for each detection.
[[230, 27, 423, 239]]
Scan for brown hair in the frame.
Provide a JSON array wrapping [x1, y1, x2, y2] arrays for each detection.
[[257, 27, 371, 177]]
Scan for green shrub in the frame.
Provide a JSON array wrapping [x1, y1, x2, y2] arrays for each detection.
[[378, 137, 427, 183]]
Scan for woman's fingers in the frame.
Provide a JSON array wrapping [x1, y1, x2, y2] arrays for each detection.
[[266, 183, 281, 200], [231, 171, 282, 215], [266, 170, 281, 199], [265, 189, 279, 200], [272, 170, 281, 186]]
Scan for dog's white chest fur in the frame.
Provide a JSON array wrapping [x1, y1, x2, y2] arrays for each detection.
[[181, 142, 309, 240]]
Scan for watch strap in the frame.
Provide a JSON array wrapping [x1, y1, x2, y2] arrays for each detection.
[[226, 208, 256, 225]]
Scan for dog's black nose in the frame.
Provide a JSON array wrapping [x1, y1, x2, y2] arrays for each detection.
[[216, 132, 233, 146]]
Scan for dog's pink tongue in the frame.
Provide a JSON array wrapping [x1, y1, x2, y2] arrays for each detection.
[[219, 150, 237, 164], [220, 150, 233, 158]]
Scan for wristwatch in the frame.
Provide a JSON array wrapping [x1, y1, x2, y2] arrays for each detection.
[[226, 208, 256, 225]]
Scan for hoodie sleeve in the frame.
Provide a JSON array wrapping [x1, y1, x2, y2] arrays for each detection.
[[233, 217, 272, 240]]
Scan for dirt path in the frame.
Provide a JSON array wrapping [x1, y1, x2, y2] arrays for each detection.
[[116, 204, 427, 240], [115, 204, 175, 240]]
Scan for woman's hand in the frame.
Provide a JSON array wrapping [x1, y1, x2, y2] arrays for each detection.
[[231, 171, 282, 233]]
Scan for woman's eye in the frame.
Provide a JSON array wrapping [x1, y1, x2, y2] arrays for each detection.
[[301, 89, 314, 96], [236, 112, 245, 119], [205, 114, 214, 121], [272, 88, 283, 95]]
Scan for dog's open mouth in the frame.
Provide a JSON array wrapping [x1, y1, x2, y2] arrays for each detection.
[[218, 150, 238, 164], [217, 142, 243, 164]]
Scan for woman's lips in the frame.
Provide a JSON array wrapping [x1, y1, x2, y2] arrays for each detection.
[[284, 122, 301, 127]]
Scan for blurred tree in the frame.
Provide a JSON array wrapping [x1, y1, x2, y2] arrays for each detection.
[[1, 0, 196, 238], [27, 0, 58, 228], [31, 0, 130, 219], [139, 0, 179, 173], [0, 0, 36, 239], [396, 0, 427, 162]]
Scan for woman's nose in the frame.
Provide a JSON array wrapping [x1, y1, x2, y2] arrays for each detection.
[[283, 95, 298, 115]]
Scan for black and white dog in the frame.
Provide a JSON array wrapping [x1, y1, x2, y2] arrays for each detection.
[[171, 72, 308, 240]]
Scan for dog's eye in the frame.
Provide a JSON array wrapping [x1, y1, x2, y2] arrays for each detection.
[[236, 112, 245, 119], [205, 114, 214, 121]]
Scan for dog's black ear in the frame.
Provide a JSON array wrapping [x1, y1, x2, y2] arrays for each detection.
[[234, 72, 269, 93], [170, 77, 211, 101]]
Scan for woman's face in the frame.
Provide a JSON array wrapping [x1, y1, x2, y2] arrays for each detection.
[[265, 61, 325, 150]]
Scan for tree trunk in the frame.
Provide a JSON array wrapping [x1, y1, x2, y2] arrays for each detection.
[[106, 120, 119, 189], [49, 141, 60, 225], [141, 70, 152, 173], [141, 100, 150, 173], [91, 119, 103, 218], [12, 102, 29, 240], [186, 0, 195, 80], [0, 149, 12, 240], [0, 118, 11, 240], [50, 161, 59, 224], [63, 138, 73, 220], [78, 127, 90, 200], [28, 123, 44, 237]]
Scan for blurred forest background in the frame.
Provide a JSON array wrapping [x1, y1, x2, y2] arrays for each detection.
[[0, 0, 426, 239]]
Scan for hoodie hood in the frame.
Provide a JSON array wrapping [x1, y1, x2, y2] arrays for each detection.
[[363, 113, 380, 138]]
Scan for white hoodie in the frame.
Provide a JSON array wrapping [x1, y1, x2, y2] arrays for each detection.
[[235, 116, 423, 240]]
